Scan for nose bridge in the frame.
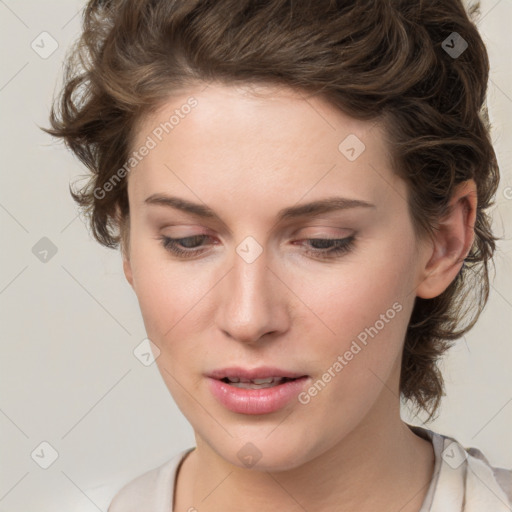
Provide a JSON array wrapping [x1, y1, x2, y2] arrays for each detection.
[[231, 235, 273, 314], [217, 234, 285, 342]]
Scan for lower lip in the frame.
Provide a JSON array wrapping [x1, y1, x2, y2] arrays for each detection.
[[207, 377, 309, 415]]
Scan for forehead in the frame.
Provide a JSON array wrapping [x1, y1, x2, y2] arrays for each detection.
[[129, 82, 405, 216], [134, 82, 381, 151]]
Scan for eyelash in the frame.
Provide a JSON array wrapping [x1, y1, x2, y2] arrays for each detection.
[[158, 234, 355, 260]]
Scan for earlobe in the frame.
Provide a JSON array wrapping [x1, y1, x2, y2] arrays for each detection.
[[415, 179, 477, 299], [117, 206, 134, 288], [123, 257, 134, 288]]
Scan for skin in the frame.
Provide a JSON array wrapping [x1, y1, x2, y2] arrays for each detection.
[[120, 82, 477, 512]]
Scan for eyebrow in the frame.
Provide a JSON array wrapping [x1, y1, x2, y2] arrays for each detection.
[[144, 194, 375, 222]]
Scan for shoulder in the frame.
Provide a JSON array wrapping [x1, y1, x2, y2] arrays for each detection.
[[412, 425, 512, 511], [464, 444, 512, 508], [107, 448, 194, 512]]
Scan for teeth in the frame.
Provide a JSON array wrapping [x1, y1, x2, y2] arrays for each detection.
[[252, 378, 275, 384], [224, 377, 287, 389]]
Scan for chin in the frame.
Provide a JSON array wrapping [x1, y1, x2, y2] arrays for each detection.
[[206, 432, 322, 472]]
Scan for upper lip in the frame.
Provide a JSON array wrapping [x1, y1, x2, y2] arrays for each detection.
[[208, 367, 308, 380]]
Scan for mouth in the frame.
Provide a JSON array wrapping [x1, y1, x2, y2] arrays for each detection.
[[206, 367, 310, 414], [208, 366, 308, 386]]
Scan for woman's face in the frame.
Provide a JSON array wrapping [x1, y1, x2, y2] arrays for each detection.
[[123, 83, 433, 470]]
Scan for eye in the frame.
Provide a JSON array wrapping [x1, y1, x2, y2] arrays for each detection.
[[158, 234, 212, 258], [157, 234, 356, 260], [297, 235, 355, 260]]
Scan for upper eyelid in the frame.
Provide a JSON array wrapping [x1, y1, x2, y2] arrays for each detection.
[[160, 231, 353, 244], [158, 223, 354, 235], [163, 233, 354, 246]]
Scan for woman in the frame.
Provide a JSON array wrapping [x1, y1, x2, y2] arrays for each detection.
[[44, 0, 511, 510]]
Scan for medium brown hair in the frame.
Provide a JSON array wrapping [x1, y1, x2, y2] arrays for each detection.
[[43, 0, 500, 420]]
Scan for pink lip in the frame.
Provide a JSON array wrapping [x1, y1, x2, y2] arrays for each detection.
[[206, 367, 310, 415]]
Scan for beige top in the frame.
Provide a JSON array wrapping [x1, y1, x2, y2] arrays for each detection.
[[108, 425, 512, 512]]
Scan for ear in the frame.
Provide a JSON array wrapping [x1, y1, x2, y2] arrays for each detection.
[[123, 257, 134, 288], [415, 179, 477, 299]]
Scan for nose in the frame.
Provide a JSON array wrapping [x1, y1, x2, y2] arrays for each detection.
[[215, 243, 290, 345]]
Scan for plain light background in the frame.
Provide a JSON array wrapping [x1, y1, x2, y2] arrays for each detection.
[[0, 1, 511, 511]]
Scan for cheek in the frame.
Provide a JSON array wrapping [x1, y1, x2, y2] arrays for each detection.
[[129, 242, 197, 341], [290, 264, 412, 436], [292, 243, 415, 383], [294, 246, 413, 336], [129, 244, 223, 375]]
